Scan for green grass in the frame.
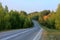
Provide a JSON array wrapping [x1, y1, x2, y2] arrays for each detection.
[[40, 25, 60, 40]]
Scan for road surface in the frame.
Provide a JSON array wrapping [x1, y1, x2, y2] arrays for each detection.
[[0, 20, 43, 40]]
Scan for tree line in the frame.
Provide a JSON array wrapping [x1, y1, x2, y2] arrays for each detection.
[[28, 4, 60, 30], [0, 3, 33, 31]]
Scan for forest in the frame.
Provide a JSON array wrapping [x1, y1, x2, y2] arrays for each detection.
[[0, 3, 33, 31], [28, 4, 60, 30], [0, 2, 60, 31]]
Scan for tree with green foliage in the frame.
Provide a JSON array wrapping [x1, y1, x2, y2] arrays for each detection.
[[3, 13, 11, 30], [46, 12, 55, 29], [0, 3, 5, 30], [20, 11, 27, 15], [55, 4, 60, 30], [0, 3, 33, 31], [9, 10, 20, 29], [23, 17, 33, 28], [4, 5, 8, 14], [41, 10, 50, 16]]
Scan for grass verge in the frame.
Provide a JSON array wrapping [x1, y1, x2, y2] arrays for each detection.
[[40, 25, 60, 40]]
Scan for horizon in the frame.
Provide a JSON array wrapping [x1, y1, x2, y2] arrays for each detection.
[[0, 0, 60, 13]]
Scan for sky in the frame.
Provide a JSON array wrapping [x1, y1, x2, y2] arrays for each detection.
[[0, 0, 60, 13]]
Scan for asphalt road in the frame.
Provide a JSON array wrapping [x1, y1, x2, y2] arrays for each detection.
[[0, 20, 42, 40]]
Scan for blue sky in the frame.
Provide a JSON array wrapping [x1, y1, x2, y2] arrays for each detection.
[[0, 0, 60, 13]]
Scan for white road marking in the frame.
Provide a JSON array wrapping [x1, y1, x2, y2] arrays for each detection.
[[1, 29, 32, 40], [33, 29, 43, 40], [0, 20, 43, 40]]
